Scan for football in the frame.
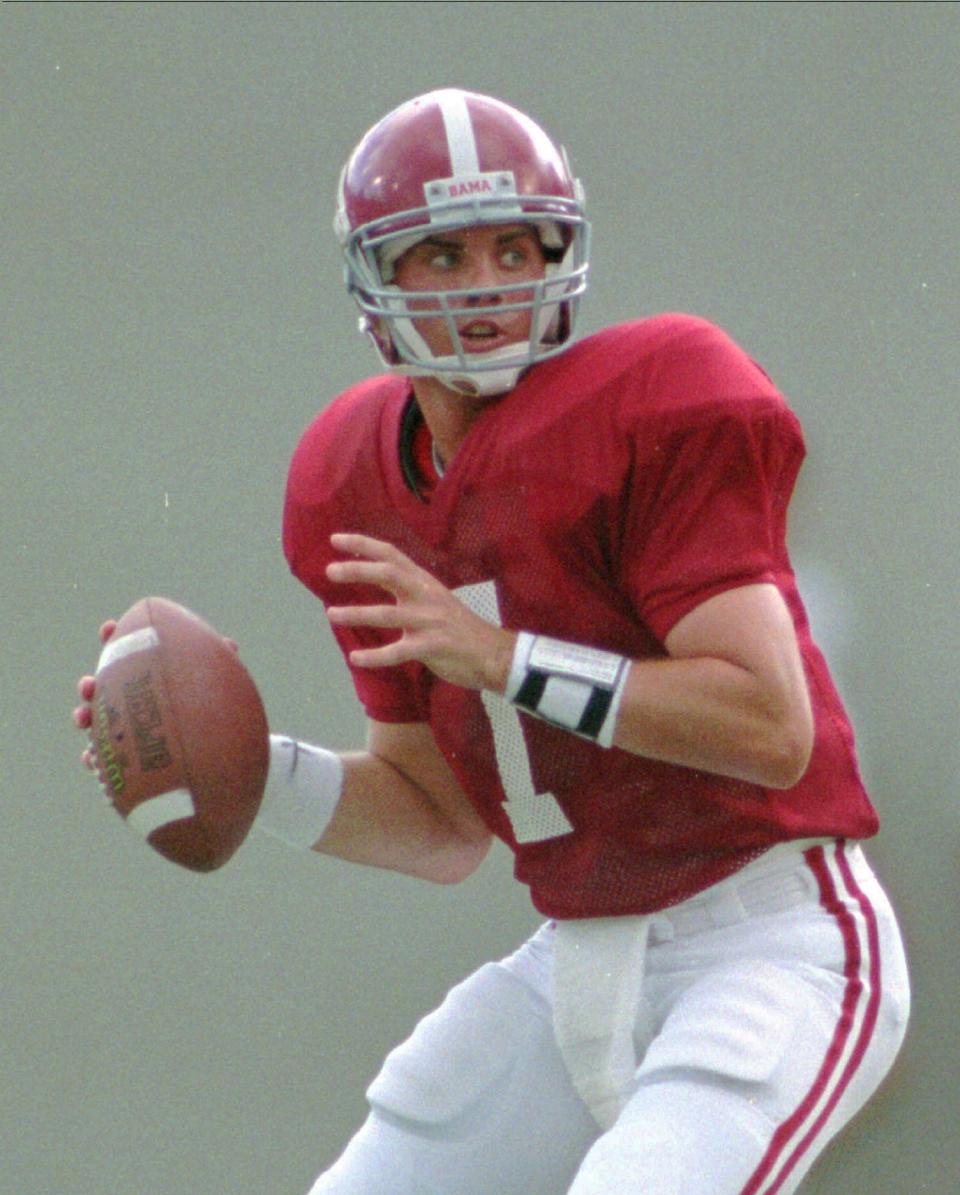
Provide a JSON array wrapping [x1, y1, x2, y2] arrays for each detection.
[[89, 596, 269, 872]]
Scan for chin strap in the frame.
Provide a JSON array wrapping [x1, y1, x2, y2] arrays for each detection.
[[383, 308, 531, 397], [397, 360, 525, 398]]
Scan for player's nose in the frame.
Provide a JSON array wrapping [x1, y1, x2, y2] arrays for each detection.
[[464, 252, 506, 304]]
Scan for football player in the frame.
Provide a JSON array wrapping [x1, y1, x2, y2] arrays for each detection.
[[75, 89, 910, 1194]]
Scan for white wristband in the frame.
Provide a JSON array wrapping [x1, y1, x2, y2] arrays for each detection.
[[255, 735, 344, 849], [505, 633, 629, 748]]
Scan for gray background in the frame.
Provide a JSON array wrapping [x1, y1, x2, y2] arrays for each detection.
[[3, 3, 958, 1192]]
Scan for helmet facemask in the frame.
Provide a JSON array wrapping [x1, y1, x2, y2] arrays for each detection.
[[340, 177, 590, 397]]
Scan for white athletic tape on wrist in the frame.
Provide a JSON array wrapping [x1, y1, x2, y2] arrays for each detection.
[[505, 632, 629, 748], [255, 735, 344, 849]]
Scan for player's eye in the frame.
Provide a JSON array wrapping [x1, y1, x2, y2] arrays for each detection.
[[500, 246, 529, 268], [426, 249, 460, 270]]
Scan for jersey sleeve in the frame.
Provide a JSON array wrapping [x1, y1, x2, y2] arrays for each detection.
[[619, 320, 806, 641], [327, 622, 431, 725], [281, 388, 431, 725]]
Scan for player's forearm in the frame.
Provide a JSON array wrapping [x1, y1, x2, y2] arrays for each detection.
[[313, 749, 492, 884], [499, 625, 812, 789], [498, 585, 813, 789], [609, 655, 813, 789]]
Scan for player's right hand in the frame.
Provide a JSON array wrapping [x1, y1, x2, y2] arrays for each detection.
[[72, 620, 118, 768]]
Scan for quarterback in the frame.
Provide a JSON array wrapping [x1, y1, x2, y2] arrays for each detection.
[[76, 90, 910, 1193]]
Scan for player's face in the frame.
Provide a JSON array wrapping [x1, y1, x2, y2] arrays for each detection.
[[391, 224, 547, 359]]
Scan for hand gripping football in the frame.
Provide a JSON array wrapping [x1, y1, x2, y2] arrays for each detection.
[[89, 597, 269, 871]]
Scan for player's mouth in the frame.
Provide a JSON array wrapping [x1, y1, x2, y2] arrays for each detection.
[[458, 320, 515, 352]]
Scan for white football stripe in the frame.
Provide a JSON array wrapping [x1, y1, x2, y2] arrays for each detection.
[[126, 789, 195, 839], [438, 90, 480, 175], [97, 626, 159, 672]]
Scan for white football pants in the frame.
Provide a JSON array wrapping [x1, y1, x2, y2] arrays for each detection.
[[307, 840, 909, 1195]]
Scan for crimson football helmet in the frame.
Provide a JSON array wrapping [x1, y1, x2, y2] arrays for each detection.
[[335, 89, 590, 397]]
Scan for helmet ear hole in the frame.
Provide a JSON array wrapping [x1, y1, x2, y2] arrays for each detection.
[[359, 314, 401, 366]]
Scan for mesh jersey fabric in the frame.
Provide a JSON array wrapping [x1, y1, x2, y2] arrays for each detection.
[[283, 313, 877, 916]]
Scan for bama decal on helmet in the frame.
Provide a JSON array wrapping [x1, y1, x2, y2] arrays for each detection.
[[425, 171, 519, 208]]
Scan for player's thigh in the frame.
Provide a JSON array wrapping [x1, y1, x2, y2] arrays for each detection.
[[308, 960, 598, 1195], [569, 864, 909, 1194]]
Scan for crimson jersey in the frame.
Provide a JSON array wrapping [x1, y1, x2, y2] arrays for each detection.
[[283, 314, 878, 917]]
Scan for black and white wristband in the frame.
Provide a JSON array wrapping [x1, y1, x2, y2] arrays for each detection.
[[505, 633, 630, 748]]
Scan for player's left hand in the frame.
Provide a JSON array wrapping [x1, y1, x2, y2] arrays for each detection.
[[72, 619, 118, 769], [325, 533, 514, 693]]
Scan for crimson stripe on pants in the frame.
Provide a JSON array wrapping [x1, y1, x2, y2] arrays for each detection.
[[741, 841, 883, 1195]]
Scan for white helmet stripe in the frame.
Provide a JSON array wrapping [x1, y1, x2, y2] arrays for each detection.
[[438, 90, 480, 174]]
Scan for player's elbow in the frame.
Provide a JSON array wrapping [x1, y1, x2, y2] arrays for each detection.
[[762, 740, 811, 790], [426, 829, 494, 885], [761, 707, 814, 790]]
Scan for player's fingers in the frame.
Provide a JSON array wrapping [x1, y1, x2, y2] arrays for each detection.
[[327, 603, 414, 630], [330, 532, 405, 563], [99, 619, 118, 644], [78, 675, 96, 701], [326, 558, 421, 597], [347, 641, 415, 670], [326, 558, 388, 585], [330, 533, 433, 587], [73, 703, 92, 730]]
